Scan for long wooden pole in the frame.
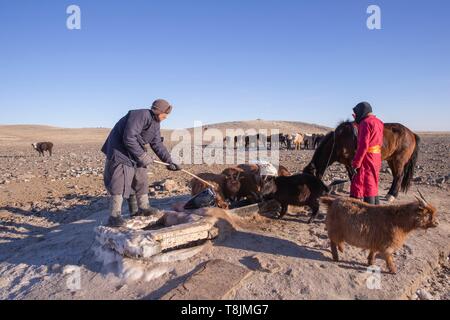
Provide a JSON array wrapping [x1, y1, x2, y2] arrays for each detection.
[[153, 160, 216, 189]]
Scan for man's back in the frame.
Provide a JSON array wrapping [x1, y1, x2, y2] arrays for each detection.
[[360, 115, 384, 148], [101, 109, 150, 165]]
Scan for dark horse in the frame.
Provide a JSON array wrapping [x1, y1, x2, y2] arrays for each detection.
[[303, 121, 420, 201]]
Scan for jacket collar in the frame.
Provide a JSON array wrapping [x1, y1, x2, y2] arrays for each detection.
[[150, 110, 160, 122]]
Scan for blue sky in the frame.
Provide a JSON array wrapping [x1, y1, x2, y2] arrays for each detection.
[[0, 0, 449, 130]]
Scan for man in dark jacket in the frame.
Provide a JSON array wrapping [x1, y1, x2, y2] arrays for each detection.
[[102, 99, 181, 227]]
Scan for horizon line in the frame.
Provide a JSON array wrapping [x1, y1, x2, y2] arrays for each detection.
[[0, 122, 449, 134]]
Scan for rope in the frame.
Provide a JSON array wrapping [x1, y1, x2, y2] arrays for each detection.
[[323, 131, 336, 177]]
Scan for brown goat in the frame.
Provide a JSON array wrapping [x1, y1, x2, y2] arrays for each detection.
[[321, 192, 438, 273], [190, 172, 241, 209]]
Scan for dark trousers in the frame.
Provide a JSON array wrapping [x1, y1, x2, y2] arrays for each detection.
[[103, 159, 148, 198]]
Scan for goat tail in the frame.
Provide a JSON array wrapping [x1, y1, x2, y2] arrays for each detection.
[[401, 134, 420, 193]]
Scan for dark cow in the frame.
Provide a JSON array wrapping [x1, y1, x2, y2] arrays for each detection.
[[32, 142, 54, 156]]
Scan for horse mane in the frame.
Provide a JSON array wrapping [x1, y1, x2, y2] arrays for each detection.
[[308, 120, 353, 167], [309, 130, 334, 165], [337, 119, 353, 127]]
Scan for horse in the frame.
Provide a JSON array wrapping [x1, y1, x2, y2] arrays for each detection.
[[303, 121, 420, 202], [303, 134, 314, 150], [313, 134, 325, 149], [293, 133, 304, 150]]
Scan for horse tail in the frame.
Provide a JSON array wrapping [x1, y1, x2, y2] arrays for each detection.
[[401, 133, 420, 192]]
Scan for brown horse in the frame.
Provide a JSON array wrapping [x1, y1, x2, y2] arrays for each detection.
[[303, 121, 420, 201]]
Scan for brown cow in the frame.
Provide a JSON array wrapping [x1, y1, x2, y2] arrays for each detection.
[[32, 142, 53, 156], [190, 172, 241, 209], [224, 164, 266, 203], [278, 165, 291, 177], [225, 164, 293, 203]]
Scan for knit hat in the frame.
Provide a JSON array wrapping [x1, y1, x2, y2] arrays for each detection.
[[151, 99, 173, 115], [353, 102, 373, 124]]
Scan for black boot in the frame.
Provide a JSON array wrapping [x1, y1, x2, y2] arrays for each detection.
[[375, 196, 380, 205], [107, 195, 126, 227], [364, 197, 376, 205], [128, 194, 139, 217], [135, 194, 161, 216], [107, 216, 126, 227]]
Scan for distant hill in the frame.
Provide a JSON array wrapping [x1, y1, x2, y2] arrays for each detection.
[[2, 122, 448, 148], [0, 120, 332, 146], [178, 120, 331, 136], [0, 125, 110, 146]]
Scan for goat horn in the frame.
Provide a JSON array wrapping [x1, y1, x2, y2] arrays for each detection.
[[417, 188, 429, 204], [414, 194, 427, 207]]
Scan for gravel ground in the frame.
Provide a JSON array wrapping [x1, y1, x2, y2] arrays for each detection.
[[0, 124, 448, 300]]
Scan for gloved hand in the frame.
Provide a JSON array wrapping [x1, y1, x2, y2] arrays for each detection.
[[137, 153, 153, 167], [167, 162, 182, 171]]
